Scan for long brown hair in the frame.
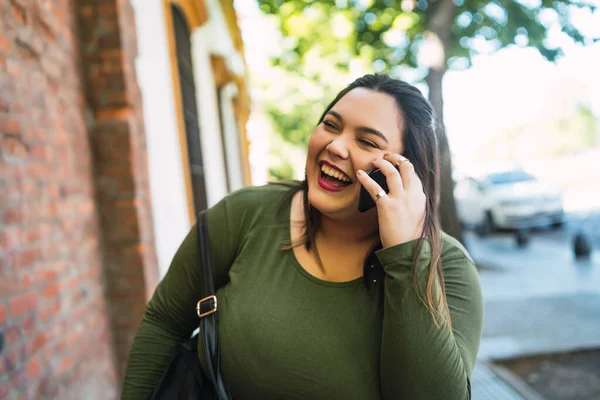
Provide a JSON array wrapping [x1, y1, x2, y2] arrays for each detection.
[[283, 74, 450, 330]]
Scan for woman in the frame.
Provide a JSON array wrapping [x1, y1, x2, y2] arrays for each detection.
[[122, 74, 483, 399]]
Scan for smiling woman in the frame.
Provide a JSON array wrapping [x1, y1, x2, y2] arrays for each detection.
[[122, 74, 483, 400]]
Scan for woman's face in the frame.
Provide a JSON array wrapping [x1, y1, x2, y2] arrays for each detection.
[[306, 88, 404, 219]]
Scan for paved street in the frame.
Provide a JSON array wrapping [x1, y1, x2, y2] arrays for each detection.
[[465, 225, 600, 399]]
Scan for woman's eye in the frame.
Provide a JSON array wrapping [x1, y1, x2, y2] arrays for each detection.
[[323, 121, 338, 130], [359, 139, 378, 149]]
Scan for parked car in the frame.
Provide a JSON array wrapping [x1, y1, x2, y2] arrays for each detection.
[[454, 169, 564, 234]]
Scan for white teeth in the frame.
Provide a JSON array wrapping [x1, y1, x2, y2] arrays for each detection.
[[321, 164, 350, 183]]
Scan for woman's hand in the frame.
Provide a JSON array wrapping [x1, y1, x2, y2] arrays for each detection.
[[356, 154, 426, 248]]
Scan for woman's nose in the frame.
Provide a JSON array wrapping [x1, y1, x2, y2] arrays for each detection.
[[326, 136, 349, 159]]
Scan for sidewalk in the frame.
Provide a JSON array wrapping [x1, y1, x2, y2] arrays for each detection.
[[465, 232, 600, 399], [472, 363, 524, 400]]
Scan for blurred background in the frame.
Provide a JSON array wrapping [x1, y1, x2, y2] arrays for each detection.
[[1, 0, 599, 399]]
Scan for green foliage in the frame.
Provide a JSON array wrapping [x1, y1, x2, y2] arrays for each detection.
[[258, 0, 597, 74], [266, 106, 316, 147], [269, 160, 296, 180], [258, 71, 341, 147]]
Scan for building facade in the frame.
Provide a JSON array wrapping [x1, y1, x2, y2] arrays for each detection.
[[0, 0, 250, 398]]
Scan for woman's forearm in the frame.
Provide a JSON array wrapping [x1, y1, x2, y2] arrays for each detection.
[[377, 239, 483, 399]]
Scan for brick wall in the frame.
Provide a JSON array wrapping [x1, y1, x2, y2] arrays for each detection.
[[0, 0, 119, 398], [1, 0, 159, 398], [75, 0, 159, 378]]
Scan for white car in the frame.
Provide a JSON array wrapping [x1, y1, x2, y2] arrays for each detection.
[[454, 169, 564, 233]]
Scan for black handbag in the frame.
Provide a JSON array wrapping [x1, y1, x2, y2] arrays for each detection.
[[148, 210, 231, 400]]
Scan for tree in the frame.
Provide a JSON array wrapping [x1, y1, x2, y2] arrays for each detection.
[[256, 0, 598, 242]]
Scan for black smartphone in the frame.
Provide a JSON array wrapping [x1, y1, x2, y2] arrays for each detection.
[[358, 168, 389, 212]]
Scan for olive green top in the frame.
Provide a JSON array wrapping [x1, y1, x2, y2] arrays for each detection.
[[122, 183, 483, 400]]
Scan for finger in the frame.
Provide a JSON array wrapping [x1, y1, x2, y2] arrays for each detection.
[[397, 157, 422, 192], [383, 153, 409, 170], [356, 169, 390, 205], [371, 158, 404, 195]]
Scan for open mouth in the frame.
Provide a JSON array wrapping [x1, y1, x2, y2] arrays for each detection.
[[319, 162, 353, 189]]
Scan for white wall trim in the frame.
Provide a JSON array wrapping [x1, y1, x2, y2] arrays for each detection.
[[204, 0, 246, 76], [132, 0, 191, 278], [131, 0, 249, 276], [190, 26, 229, 207], [220, 83, 244, 192]]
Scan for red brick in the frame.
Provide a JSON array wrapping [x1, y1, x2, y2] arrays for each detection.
[[0, 118, 21, 135], [0, 36, 13, 53], [25, 226, 41, 244], [96, 107, 133, 121], [9, 291, 38, 318], [0, 303, 6, 324], [43, 282, 59, 298], [47, 200, 58, 218], [17, 247, 42, 268], [97, 4, 117, 16], [56, 129, 68, 144], [47, 183, 60, 198], [26, 358, 41, 379], [3, 205, 25, 224]]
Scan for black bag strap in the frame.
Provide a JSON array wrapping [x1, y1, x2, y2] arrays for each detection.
[[196, 210, 231, 400]]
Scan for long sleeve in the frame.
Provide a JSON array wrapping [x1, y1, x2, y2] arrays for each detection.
[[121, 188, 258, 400], [377, 235, 483, 400]]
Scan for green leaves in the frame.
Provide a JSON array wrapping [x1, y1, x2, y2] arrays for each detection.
[[257, 0, 597, 72]]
